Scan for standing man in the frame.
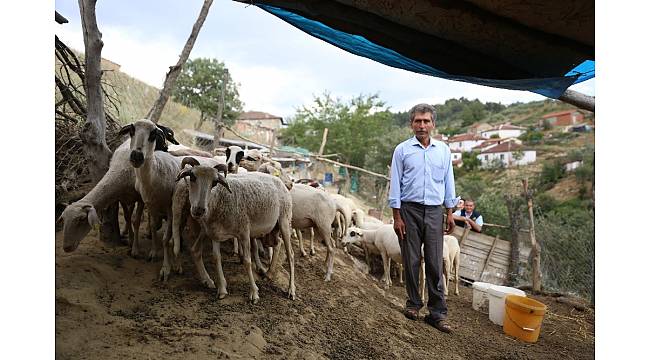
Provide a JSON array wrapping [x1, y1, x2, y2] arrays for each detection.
[[453, 198, 483, 233], [389, 103, 458, 334]]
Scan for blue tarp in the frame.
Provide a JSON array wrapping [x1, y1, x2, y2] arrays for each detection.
[[259, 4, 594, 99]]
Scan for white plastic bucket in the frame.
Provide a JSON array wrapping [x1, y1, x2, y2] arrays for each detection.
[[488, 285, 526, 326], [472, 282, 493, 312]]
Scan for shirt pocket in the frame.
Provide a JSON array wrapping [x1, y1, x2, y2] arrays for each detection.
[[427, 156, 446, 183]]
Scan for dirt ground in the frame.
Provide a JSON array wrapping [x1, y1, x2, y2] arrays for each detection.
[[55, 226, 594, 360]]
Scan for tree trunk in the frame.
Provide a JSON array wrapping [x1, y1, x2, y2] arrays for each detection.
[[195, 111, 205, 130], [522, 179, 542, 293], [146, 0, 213, 123], [212, 78, 227, 152], [78, 0, 119, 244], [504, 195, 522, 286]]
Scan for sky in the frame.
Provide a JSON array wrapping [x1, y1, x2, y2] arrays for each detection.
[[54, 0, 595, 120]]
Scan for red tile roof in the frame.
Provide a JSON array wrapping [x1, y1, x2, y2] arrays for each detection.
[[480, 142, 524, 154], [483, 124, 526, 132], [542, 109, 580, 118], [449, 133, 487, 142], [238, 111, 283, 120]]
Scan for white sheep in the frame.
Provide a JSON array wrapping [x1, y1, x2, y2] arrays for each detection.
[[330, 194, 354, 248], [118, 119, 184, 282], [342, 225, 411, 289], [224, 145, 249, 174], [289, 184, 338, 280], [350, 209, 384, 267], [443, 235, 461, 296], [174, 165, 295, 303], [59, 139, 145, 257]]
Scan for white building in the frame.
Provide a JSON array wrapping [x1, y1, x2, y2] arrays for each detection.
[[451, 149, 462, 167], [477, 142, 536, 168], [471, 137, 522, 153], [480, 124, 527, 139], [448, 134, 487, 152]]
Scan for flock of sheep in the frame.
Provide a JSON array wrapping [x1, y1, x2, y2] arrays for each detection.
[[57, 119, 462, 305]]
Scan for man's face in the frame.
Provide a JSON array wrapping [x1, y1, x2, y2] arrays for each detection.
[[465, 201, 475, 213], [410, 111, 434, 140]]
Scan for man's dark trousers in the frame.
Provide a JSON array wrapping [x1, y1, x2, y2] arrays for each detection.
[[399, 201, 447, 321]]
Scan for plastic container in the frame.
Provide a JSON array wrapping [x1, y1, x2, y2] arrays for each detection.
[[488, 285, 526, 326], [471, 282, 493, 313], [503, 295, 547, 343]]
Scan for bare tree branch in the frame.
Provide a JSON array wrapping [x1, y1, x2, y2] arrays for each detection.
[[146, 0, 214, 123]]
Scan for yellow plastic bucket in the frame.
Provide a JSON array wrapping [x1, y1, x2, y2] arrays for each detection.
[[503, 295, 547, 343]]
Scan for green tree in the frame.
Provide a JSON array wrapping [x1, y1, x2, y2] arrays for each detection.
[[281, 92, 394, 169], [172, 58, 243, 128]]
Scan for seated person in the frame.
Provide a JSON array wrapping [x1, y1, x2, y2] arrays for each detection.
[[452, 198, 483, 232]]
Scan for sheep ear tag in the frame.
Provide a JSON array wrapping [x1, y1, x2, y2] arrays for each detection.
[[273, 169, 281, 177]]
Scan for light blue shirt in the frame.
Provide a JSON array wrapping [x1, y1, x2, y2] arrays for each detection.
[[389, 136, 458, 209]]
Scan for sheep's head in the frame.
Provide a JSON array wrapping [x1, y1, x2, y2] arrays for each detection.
[[119, 119, 177, 168], [225, 145, 245, 173], [258, 162, 293, 190], [176, 159, 230, 219], [59, 202, 100, 252], [342, 227, 363, 246], [240, 149, 263, 171]]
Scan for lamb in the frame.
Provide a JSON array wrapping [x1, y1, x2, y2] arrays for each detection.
[[59, 139, 145, 257], [443, 235, 461, 296], [289, 184, 338, 280], [174, 163, 296, 303], [350, 209, 384, 266], [118, 119, 184, 282], [342, 225, 425, 291]]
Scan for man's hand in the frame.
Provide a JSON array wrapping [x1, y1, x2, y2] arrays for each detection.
[[394, 217, 406, 241], [445, 209, 455, 235]]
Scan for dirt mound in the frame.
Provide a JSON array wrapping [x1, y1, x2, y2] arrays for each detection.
[[56, 228, 594, 359]]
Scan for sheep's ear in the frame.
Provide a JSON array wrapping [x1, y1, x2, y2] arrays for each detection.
[[214, 163, 228, 178], [176, 168, 194, 182], [181, 157, 200, 169], [156, 124, 180, 145], [235, 151, 244, 164], [118, 124, 134, 137], [86, 207, 100, 230], [215, 173, 231, 193]]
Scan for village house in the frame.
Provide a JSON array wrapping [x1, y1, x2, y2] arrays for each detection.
[[448, 133, 487, 152], [477, 142, 536, 168], [451, 149, 463, 167], [541, 109, 584, 127], [480, 124, 527, 139], [467, 122, 492, 135], [232, 111, 286, 146], [471, 137, 522, 152]]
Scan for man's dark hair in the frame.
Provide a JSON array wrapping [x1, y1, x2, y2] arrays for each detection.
[[409, 103, 437, 123], [464, 198, 475, 204]]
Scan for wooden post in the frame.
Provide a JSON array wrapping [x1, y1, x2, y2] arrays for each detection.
[[504, 194, 523, 286], [212, 74, 227, 152], [479, 235, 499, 281], [318, 128, 329, 155], [378, 166, 391, 220], [459, 226, 471, 247], [523, 179, 542, 293], [146, 0, 213, 123], [78, 0, 119, 244]]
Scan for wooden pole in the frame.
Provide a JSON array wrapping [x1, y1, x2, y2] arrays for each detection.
[[78, 0, 119, 244], [318, 128, 329, 155], [558, 89, 595, 113], [378, 166, 391, 220], [146, 0, 213, 123], [479, 235, 499, 281], [212, 74, 226, 152], [522, 179, 542, 292]]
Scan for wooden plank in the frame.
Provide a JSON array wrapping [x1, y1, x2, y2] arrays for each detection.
[[479, 235, 499, 281]]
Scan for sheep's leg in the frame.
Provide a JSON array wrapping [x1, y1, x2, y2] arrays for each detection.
[[418, 258, 426, 301], [442, 260, 449, 297], [319, 224, 335, 282], [399, 263, 404, 285], [241, 235, 260, 304], [232, 237, 239, 257], [147, 212, 159, 261], [280, 217, 296, 300], [130, 200, 144, 258], [309, 228, 316, 256], [154, 216, 171, 282], [164, 211, 182, 275], [189, 228, 214, 289], [212, 241, 228, 299], [454, 254, 460, 296], [297, 228, 307, 257], [252, 237, 267, 275], [380, 251, 390, 289], [121, 201, 134, 245]]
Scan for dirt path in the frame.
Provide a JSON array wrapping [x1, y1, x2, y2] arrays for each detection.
[[55, 230, 594, 360]]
